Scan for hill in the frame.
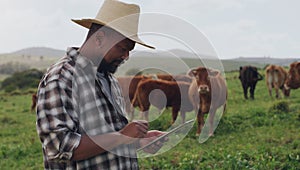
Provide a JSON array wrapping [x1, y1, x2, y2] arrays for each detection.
[[1, 47, 298, 75], [234, 57, 299, 67], [0, 47, 62, 72], [10, 47, 65, 58], [116, 56, 264, 76]]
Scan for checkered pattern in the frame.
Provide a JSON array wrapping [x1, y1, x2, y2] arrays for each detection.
[[36, 47, 138, 170]]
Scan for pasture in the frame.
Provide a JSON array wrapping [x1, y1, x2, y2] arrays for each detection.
[[0, 71, 299, 169]]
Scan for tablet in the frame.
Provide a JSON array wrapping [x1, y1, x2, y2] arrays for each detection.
[[137, 119, 195, 152]]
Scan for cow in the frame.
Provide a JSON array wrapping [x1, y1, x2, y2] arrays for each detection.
[[132, 79, 193, 124], [238, 66, 263, 99], [285, 61, 300, 91], [265, 65, 290, 98], [31, 93, 37, 112], [188, 67, 227, 136], [117, 74, 192, 121], [117, 75, 149, 121]]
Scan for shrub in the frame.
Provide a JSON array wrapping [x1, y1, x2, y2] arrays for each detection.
[[268, 101, 289, 114], [1, 69, 43, 92]]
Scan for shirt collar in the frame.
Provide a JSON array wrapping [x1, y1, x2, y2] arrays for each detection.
[[67, 47, 97, 73]]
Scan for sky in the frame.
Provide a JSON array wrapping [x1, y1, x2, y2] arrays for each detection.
[[0, 0, 299, 59]]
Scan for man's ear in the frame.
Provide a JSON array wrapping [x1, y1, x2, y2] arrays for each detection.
[[95, 31, 105, 46]]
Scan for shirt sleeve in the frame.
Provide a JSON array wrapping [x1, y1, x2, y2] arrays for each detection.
[[36, 78, 81, 162]]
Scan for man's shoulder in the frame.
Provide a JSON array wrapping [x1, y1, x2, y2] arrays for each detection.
[[41, 56, 75, 85]]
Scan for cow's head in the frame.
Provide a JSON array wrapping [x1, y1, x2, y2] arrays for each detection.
[[285, 62, 300, 90], [188, 67, 219, 94], [239, 66, 263, 82]]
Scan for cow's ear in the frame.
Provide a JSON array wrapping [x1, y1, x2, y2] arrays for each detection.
[[208, 69, 220, 77], [187, 68, 197, 77]]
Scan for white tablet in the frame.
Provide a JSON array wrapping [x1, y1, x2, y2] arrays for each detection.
[[137, 119, 195, 152]]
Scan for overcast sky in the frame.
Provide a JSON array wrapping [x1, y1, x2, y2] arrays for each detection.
[[1, 0, 299, 59]]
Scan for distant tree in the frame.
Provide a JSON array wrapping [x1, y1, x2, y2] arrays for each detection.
[[0, 62, 30, 74]]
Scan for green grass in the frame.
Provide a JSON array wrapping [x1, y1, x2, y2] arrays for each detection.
[[0, 71, 300, 169], [138, 71, 300, 170], [0, 92, 43, 169]]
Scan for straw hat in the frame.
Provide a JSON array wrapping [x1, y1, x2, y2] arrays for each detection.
[[72, 0, 154, 49]]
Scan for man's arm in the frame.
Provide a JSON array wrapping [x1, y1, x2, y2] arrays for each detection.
[[72, 120, 149, 161]]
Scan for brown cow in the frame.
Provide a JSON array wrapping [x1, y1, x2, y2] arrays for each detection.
[[239, 66, 263, 99], [285, 61, 300, 91], [117, 75, 149, 120], [31, 93, 37, 112], [188, 67, 227, 136], [265, 65, 290, 98], [117, 74, 192, 121], [132, 79, 193, 123]]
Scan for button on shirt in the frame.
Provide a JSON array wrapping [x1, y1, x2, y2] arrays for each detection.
[[36, 47, 138, 170]]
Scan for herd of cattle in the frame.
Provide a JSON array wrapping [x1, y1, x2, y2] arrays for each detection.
[[239, 61, 300, 100], [31, 61, 300, 136], [117, 66, 227, 136]]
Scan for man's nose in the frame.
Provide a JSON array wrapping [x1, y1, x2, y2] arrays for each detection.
[[121, 51, 129, 60]]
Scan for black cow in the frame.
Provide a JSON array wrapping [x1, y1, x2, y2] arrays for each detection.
[[239, 66, 263, 99]]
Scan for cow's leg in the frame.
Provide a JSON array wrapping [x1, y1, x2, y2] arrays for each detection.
[[250, 84, 255, 99], [129, 109, 134, 122], [31, 103, 36, 112], [196, 108, 204, 136], [267, 83, 273, 97], [208, 108, 216, 137], [275, 88, 279, 98], [139, 102, 150, 121], [144, 110, 149, 121], [139, 111, 144, 120], [31, 94, 37, 112], [180, 111, 186, 124], [274, 83, 280, 98], [171, 107, 180, 124], [139, 110, 149, 121], [242, 85, 248, 99], [128, 103, 135, 121]]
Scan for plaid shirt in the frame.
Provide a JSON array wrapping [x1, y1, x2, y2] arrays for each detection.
[[36, 47, 139, 170]]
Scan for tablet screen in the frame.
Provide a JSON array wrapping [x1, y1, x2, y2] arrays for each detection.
[[137, 119, 195, 152]]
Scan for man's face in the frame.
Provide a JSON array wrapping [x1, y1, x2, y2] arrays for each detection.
[[100, 34, 135, 73]]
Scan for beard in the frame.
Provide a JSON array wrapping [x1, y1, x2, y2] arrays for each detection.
[[98, 58, 124, 74]]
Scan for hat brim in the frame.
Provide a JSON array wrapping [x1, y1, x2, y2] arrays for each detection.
[[72, 19, 155, 49]]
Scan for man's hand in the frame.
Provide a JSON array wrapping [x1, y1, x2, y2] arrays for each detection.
[[119, 120, 149, 144], [139, 130, 168, 154]]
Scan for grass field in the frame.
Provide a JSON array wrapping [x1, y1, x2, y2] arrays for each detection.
[[0, 71, 299, 169]]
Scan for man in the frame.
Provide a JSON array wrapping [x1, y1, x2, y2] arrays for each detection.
[[36, 0, 166, 169]]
